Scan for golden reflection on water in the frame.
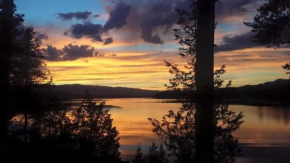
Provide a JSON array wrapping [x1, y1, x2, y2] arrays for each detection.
[[98, 98, 290, 160]]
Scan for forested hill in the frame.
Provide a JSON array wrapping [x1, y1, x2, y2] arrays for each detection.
[[55, 79, 290, 104], [55, 84, 159, 98], [223, 79, 290, 105], [154, 79, 290, 106]]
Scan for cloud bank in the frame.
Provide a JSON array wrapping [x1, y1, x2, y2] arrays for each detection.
[[57, 11, 93, 21], [43, 44, 94, 61]]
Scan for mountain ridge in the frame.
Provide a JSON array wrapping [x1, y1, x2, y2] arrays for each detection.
[[54, 84, 159, 98]]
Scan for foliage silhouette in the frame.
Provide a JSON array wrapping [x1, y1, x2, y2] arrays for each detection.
[[10, 27, 47, 86], [149, 0, 243, 162], [131, 144, 146, 163], [146, 141, 169, 163], [131, 142, 169, 163], [245, 0, 290, 78], [244, 0, 290, 48], [0, 0, 48, 143], [5, 91, 122, 163], [282, 62, 290, 78], [11, 26, 48, 143], [39, 91, 121, 161], [149, 66, 243, 163], [0, 0, 17, 141]]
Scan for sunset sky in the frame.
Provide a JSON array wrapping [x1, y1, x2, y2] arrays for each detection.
[[14, 0, 290, 90]]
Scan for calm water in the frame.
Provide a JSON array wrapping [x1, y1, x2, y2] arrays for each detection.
[[82, 98, 290, 163]]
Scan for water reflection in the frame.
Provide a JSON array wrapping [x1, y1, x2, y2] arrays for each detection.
[[106, 99, 290, 162], [148, 101, 243, 163], [256, 106, 290, 125], [4, 98, 290, 163], [5, 93, 122, 163]]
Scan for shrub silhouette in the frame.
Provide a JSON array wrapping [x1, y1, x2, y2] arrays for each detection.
[[40, 91, 121, 161]]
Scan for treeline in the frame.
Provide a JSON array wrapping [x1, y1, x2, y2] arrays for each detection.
[[155, 79, 290, 106], [0, 1, 124, 162], [54, 84, 158, 98]]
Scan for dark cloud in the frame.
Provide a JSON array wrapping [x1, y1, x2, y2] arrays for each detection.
[[105, 0, 187, 44], [216, 0, 258, 21], [36, 33, 48, 45], [62, 2, 130, 44], [102, 0, 258, 44], [139, 2, 177, 44], [95, 51, 106, 57], [43, 45, 62, 61], [57, 11, 92, 21], [215, 32, 258, 52], [65, 23, 103, 42], [62, 44, 94, 61], [104, 37, 113, 45], [110, 54, 117, 57], [36, 33, 48, 40], [62, 1, 188, 44], [43, 44, 95, 61], [103, 2, 131, 32], [61, 0, 259, 45], [94, 52, 117, 57]]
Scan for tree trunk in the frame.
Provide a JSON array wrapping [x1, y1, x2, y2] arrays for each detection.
[[195, 0, 215, 163], [0, 0, 14, 141], [24, 112, 28, 144]]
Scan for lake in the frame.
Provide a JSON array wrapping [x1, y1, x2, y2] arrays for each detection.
[[76, 98, 290, 163]]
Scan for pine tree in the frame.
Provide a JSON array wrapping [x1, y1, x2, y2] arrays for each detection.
[[149, 1, 243, 163], [146, 141, 169, 163], [11, 27, 47, 86], [244, 0, 290, 48], [158, 143, 169, 163], [0, 0, 14, 141], [72, 91, 121, 161], [0, 0, 47, 143], [132, 144, 145, 163], [147, 141, 159, 163], [245, 0, 290, 77]]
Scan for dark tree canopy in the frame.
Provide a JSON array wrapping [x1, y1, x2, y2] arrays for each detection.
[[146, 141, 169, 163], [39, 91, 121, 161], [131, 145, 146, 163], [245, 0, 290, 48], [11, 27, 47, 86], [282, 62, 290, 77], [149, 66, 243, 163], [149, 1, 243, 162]]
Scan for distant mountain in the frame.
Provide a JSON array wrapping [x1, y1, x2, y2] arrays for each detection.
[[223, 79, 290, 106], [54, 84, 159, 98], [154, 79, 290, 106]]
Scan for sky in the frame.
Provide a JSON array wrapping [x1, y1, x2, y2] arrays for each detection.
[[14, 0, 290, 90]]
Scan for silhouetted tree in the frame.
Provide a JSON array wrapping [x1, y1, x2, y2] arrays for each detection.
[[146, 141, 168, 163], [245, 0, 290, 77], [158, 143, 169, 163], [195, 0, 216, 162], [0, 0, 14, 141], [149, 66, 243, 163], [132, 145, 146, 163], [39, 91, 121, 162], [244, 0, 290, 48], [132, 142, 168, 163], [147, 141, 158, 163], [72, 92, 121, 160], [10, 26, 48, 143], [282, 62, 290, 78], [11, 27, 47, 86], [165, 0, 216, 162], [0, 0, 47, 143]]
